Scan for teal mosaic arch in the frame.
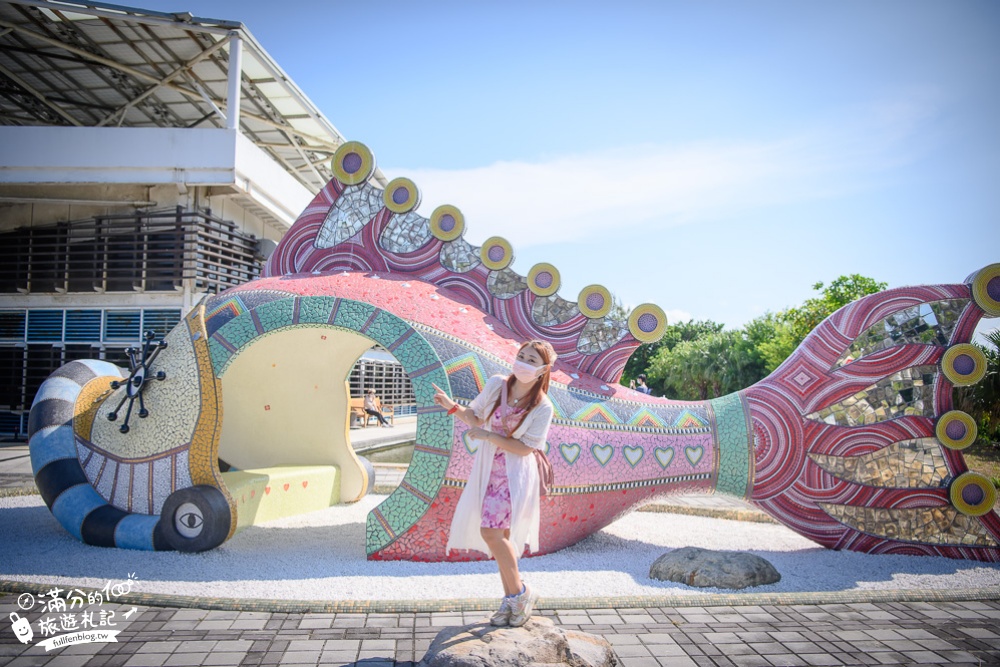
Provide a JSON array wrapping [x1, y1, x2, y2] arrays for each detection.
[[709, 391, 753, 499], [205, 295, 453, 556]]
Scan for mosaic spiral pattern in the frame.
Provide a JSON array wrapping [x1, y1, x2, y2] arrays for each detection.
[[950, 472, 998, 517], [28, 360, 169, 550], [578, 284, 613, 319], [382, 177, 420, 214], [941, 343, 987, 386], [429, 205, 465, 242], [527, 263, 560, 297], [970, 263, 1000, 316], [480, 236, 514, 271], [331, 141, 376, 186], [628, 304, 667, 344], [936, 411, 978, 450]]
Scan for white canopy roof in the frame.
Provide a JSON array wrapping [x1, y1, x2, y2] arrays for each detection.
[[0, 0, 387, 194]]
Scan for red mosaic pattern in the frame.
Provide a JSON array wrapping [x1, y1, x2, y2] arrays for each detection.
[[746, 283, 1000, 560]]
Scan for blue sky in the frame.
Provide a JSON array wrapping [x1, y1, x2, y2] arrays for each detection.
[[184, 1, 998, 334]]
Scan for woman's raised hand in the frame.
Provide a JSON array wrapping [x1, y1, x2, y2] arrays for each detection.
[[431, 383, 454, 411]]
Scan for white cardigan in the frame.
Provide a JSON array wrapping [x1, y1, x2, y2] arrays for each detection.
[[446, 375, 554, 556]]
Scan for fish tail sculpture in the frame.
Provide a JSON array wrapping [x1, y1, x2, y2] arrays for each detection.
[[28, 140, 1000, 562], [364, 275, 1000, 562]]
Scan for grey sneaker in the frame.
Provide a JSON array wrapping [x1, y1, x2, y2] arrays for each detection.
[[489, 596, 511, 626], [508, 583, 538, 627]]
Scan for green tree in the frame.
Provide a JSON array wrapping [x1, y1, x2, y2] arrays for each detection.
[[783, 274, 888, 346], [625, 274, 888, 396], [622, 319, 723, 394], [956, 330, 1000, 446], [746, 312, 797, 374], [647, 329, 765, 400], [647, 336, 711, 400]]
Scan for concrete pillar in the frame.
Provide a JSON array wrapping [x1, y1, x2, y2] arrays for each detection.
[[226, 33, 243, 131]]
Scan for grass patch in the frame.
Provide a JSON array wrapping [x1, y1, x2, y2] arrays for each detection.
[[964, 440, 1000, 488]]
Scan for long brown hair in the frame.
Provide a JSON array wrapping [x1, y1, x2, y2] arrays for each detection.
[[490, 339, 557, 435]]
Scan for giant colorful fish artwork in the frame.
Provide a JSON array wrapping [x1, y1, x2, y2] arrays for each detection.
[[28, 141, 1000, 563]]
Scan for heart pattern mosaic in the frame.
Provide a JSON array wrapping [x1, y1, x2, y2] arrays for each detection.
[[654, 447, 674, 469], [685, 445, 704, 467], [623, 445, 644, 468], [592, 444, 614, 467]]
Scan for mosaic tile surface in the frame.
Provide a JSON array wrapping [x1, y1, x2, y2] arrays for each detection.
[[805, 365, 938, 426], [834, 299, 969, 368], [531, 294, 580, 327], [380, 211, 433, 254], [86, 325, 198, 461], [577, 318, 629, 355], [439, 238, 480, 273], [315, 183, 383, 248], [809, 438, 949, 488], [486, 269, 527, 299], [710, 392, 752, 499], [821, 503, 998, 546]]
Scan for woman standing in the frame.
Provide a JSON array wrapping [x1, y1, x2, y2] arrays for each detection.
[[433, 340, 556, 627]]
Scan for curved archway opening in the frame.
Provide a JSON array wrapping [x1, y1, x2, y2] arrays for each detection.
[[217, 327, 376, 504], [201, 294, 453, 553]]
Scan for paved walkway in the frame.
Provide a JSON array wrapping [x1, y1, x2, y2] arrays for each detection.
[[2, 592, 999, 666], [0, 441, 34, 497]]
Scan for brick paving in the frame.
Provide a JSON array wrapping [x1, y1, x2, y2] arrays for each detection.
[[0, 442, 34, 497], [3, 593, 999, 666]]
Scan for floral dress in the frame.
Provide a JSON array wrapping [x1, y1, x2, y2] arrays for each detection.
[[480, 405, 525, 530]]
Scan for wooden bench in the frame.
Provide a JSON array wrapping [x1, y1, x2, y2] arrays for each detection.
[[349, 397, 394, 428]]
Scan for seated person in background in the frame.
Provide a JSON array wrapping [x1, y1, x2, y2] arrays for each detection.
[[364, 389, 392, 427], [635, 374, 652, 395]]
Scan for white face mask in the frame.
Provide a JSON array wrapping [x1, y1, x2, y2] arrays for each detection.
[[511, 359, 544, 384]]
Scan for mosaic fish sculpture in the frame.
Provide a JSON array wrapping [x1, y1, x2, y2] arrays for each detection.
[[28, 141, 1000, 563]]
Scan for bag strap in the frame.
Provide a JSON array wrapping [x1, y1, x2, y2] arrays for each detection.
[[499, 379, 512, 437]]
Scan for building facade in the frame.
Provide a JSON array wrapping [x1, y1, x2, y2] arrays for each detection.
[[0, 0, 408, 437]]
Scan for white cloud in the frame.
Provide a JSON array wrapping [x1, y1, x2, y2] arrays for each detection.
[[662, 308, 694, 326], [384, 92, 942, 250]]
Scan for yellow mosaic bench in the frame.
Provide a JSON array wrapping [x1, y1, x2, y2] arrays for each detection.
[[222, 465, 341, 532]]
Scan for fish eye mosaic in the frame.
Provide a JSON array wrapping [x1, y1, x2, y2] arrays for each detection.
[[27, 140, 1000, 563]]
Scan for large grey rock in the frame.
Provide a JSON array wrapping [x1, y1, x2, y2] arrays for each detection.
[[419, 616, 619, 667], [649, 546, 780, 589]]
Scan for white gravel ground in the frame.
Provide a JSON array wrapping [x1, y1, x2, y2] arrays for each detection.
[[2, 494, 998, 601]]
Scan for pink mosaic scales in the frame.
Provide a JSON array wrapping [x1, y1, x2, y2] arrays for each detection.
[[262, 140, 1000, 562]]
